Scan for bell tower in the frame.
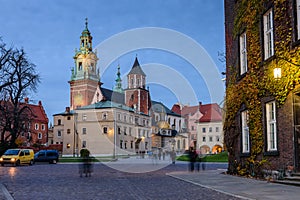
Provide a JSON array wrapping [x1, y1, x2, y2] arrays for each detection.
[[125, 57, 150, 115], [69, 18, 100, 110]]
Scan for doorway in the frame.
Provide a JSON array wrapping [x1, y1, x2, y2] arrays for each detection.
[[293, 93, 300, 171]]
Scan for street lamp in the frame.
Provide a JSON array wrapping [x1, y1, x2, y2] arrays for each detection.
[[273, 67, 281, 79]]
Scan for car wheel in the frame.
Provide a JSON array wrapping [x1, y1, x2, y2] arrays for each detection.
[[52, 159, 57, 164], [14, 160, 20, 166], [29, 160, 34, 165]]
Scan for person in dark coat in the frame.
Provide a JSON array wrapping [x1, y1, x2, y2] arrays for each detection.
[[188, 147, 197, 172]]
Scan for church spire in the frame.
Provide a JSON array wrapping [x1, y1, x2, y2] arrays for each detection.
[[113, 64, 124, 93], [79, 18, 92, 53]]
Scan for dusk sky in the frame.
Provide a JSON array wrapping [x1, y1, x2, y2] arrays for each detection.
[[0, 0, 225, 124]]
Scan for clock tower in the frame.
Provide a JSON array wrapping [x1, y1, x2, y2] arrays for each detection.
[[69, 19, 100, 110]]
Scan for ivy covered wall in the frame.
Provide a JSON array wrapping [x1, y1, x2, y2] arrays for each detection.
[[224, 0, 300, 176]]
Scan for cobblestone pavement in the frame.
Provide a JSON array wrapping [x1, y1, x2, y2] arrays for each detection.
[[0, 161, 239, 200]]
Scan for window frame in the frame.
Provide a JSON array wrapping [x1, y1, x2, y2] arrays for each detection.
[[241, 110, 250, 153], [266, 101, 277, 151], [239, 31, 248, 75], [263, 8, 274, 60]]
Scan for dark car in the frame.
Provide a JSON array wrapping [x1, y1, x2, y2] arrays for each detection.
[[34, 150, 59, 164]]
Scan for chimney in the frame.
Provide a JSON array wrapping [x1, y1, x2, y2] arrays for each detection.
[[38, 101, 42, 106], [199, 101, 202, 111], [65, 107, 70, 113], [24, 97, 29, 104]]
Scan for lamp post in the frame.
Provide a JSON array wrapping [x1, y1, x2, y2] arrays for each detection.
[[113, 109, 117, 160]]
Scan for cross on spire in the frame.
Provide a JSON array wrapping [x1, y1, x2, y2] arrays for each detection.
[[85, 18, 88, 29]]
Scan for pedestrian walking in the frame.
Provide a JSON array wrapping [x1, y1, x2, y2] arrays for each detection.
[[188, 147, 197, 172]]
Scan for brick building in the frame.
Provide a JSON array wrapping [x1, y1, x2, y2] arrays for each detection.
[[224, 0, 300, 175]]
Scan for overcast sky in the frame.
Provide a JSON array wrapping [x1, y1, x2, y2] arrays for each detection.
[[0, 0, 225, 124]]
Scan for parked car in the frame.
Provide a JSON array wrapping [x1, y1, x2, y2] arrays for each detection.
[[0, 149, 34, 166], [34, 150, 59, 164]]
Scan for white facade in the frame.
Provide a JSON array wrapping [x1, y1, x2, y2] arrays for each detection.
[[197, 121, 223, 154]]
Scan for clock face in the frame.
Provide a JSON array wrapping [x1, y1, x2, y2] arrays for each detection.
[[74, 93, 83, 106]]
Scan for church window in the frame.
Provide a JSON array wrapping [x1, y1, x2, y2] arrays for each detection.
[[81, 40, 84, 47], [79, 62, 82, 71]]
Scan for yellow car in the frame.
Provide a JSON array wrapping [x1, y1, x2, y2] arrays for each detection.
[[0, 149, 34, 166]]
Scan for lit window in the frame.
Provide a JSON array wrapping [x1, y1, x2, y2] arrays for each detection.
[[263, 8, 274, 60], [240, 32, 247, 74], [241, 110, 250, 153], [266, 101, 277, 151]]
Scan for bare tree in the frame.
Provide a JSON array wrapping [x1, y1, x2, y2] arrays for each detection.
[[0, 39, 40, 154]]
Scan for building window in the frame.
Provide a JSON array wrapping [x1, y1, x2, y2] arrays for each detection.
[[58, 119, 61, 125], [266, 101, 277, 151], [239, 32, 247, 75], [191, 126, 194, 131], [118, 126, 121, 134], [216, 127, 219, 132], [57, 130, 61, 137], [82, 128, 87, 135], [82, 114, 87, 121], [209, 136, 213, 142], [103, 127, 108, 134], [202, 127, 206, 133], [216, 136, 220, 142], [120, 140, 123, 149], [78, 62, 82, 71], [202, 137, 206, 142], [35, 123, 39, 130], [209, 127, 212, 132], [67, 129, 71, 134], [263, 8, 274, 60], [82, 141, 86, 148], [38, 133, 42, 139], [117, 113, 121, 121], [124, 127, 127, 135], [125, 141, 127, 149], [296, 0, 300, 40], [241, 110, 250, 153], [129, 127, 132, 136], [67, 116, 71, 120], [102, 112, 107, 120], [41, 124, 45, 130], [131, 141, 133, 149]]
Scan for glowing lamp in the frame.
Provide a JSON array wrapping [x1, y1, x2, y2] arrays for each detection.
[[274, 68, 281, 79]]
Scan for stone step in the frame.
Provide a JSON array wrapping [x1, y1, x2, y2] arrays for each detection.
[[285, 176, 300, 182], [274, 179, 300, 187], [291, 172, 300, 177]]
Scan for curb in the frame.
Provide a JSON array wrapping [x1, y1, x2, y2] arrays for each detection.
[[166, 172, 255, 200], [0, 183, 14, 200]]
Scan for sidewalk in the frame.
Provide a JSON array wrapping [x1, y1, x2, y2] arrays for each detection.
[[167, 169, 300, 200]]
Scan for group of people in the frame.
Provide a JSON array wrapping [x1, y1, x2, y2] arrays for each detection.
[[188, 147, 206, 172]]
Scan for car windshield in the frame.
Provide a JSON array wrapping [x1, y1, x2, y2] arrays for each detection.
[[4, 149, 20, 155]]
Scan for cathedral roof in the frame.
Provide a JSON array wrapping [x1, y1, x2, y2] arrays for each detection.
[[151, 100, 181, 117], [100, 88, 124, 104], [78, 100, 134, 112], [128, 57, 146, 76]]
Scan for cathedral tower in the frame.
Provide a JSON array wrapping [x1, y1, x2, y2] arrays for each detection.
[[69, 19, 100, 109], [125, 57, 150, 115]]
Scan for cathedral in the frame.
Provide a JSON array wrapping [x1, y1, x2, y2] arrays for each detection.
[[52, 20, 188, 157]]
